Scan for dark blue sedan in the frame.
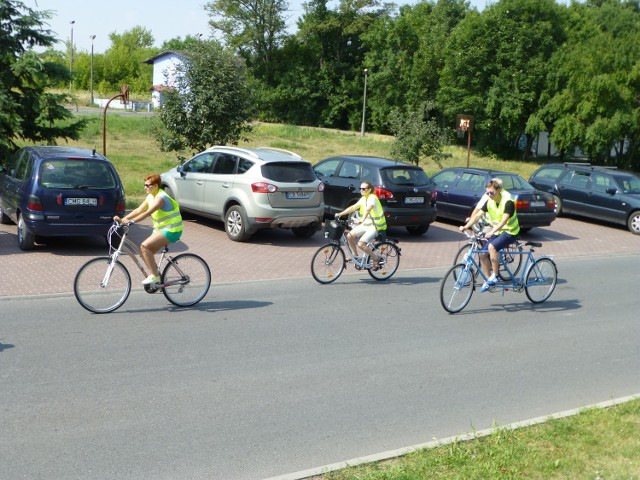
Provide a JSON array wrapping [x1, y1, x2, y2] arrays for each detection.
[[430, 167, 557, 232]]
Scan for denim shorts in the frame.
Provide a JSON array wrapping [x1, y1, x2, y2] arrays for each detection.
[[487, 232, 518, 251]]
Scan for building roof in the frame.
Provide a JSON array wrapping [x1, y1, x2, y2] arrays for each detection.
[[142, 50, 191, 65]]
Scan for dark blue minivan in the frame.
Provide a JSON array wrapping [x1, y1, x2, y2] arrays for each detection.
[[0, 146, 126, 250]]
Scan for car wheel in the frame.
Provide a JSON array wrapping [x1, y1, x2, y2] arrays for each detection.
[[406, 224, 429, 235], [553, 195, 563, 215], [225, 205, 251, 242], [519, 227, 531, 234], [627, 211, 640, 235], [18, 214, 36, 250], [0, 199, 12, 224]]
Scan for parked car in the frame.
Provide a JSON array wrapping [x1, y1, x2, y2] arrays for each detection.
[[430, 167, 557, 232], [0, 146, 126, 250], [529, 163, 640, 235], [160, 146, 324, 241], [313, 155, 437, 235]]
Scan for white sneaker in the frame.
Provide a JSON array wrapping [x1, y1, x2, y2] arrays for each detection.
[[142, 274, 160, 285], [480, 274, 498, 293]]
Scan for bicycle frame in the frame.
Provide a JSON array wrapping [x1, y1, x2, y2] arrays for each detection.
[[459, 240, 543, 292], [104, 225, 186, 290], [327, 224, 383, 270]]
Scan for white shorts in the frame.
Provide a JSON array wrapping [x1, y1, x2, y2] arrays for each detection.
[[350, 223, 377, 243]]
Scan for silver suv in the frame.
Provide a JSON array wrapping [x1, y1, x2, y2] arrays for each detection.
[[161, 147, 324, 241]]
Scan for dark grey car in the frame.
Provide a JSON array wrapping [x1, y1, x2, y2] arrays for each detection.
[[529, 163, 640, 234]]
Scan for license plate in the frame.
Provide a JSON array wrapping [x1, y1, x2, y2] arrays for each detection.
[[405, 197, 425, 204], [286, 192, 311, 199], [530, 201, 545, 207], [65, 198, 97, 206]]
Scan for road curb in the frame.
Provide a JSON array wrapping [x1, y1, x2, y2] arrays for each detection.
[[264, 393, 640, 480]]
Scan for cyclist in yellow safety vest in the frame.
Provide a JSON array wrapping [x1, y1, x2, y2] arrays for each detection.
[[335, 181, 387, 270], [459, 177, 520, 292], [114, 173, 183, 285]]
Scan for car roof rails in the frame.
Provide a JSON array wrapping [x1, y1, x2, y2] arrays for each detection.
[[563, 162, 591, 166]]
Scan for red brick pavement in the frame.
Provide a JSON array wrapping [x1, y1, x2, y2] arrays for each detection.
[[0, 215, 637, 298]]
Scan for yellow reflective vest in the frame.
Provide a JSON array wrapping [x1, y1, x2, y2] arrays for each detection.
[[147, 189, 183, 234], [359, 194, 387, 231], [486, 190, 520, 235]]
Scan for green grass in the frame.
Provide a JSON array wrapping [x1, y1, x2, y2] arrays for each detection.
[[314, 398, 640, 480]]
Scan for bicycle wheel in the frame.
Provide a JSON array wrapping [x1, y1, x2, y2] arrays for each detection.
[[74, 257, 131, 313], [525, 257, 557, 303], [453, 243, 480, 283], [440, 263, 474, 313], [162, 253, 211, 307], [499, 242, 523, 281], [368, 241, 400, 280], [311, 243, 345, 284]]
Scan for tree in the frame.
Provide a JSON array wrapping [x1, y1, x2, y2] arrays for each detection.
[[389, 101, 451, 165], [205, 0, 288, 82], [0, 0, 86, 159], [154, 41, 253, 154], [362, 0, 470, 133], [438, 0, 567, 157], [541, 0, 640, 168], [101, 26, 156, 94]]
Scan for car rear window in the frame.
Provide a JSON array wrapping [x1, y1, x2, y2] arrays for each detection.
[[381, 167, 430, 187], [261, 162, 317, 183], [39, 160, 117, 189]]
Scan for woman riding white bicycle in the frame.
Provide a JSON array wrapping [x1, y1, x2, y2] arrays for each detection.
[[114, 173, 183, 285], [334, 181, 386, 270]]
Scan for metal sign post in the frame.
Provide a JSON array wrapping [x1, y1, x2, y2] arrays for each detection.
[[457, 115, 474, 167], [102, 84, 129, 156]]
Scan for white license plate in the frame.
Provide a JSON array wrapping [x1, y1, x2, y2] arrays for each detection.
[[286, 192, 311, 199], [405, 197, 425, 204], [530, 201, 545, 207], [65, 198, 97, 206]]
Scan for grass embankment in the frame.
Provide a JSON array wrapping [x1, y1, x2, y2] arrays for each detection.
[[38, 111, 640, 478]]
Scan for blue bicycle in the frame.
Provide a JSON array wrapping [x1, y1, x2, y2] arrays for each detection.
[[440, 230, 558, 313]]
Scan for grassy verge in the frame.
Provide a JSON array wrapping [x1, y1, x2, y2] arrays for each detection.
[[313, 397, 640, 480]]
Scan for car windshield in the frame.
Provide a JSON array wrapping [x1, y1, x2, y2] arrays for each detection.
[[381, 167, 430, 186], [261, 162, 317, 183], [39, 160, 117, 189], [613, 174, 640, 194]]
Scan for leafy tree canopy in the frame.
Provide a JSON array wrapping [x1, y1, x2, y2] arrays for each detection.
[[154, 41, 254, 154], [0, 0, 86, 158]]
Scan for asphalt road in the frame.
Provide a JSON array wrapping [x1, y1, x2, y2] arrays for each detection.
[[1, 253, 639, 479]]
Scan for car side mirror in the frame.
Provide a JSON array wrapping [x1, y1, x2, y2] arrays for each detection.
[[606, 187, 618, 195], [177, 164, 186, 177]]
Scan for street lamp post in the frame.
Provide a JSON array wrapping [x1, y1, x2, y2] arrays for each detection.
[[69, 20, 75, 94], [360, 68, 368, 137], [90, 35, 96, 105]]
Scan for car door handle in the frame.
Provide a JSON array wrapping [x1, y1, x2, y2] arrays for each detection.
[[222, 183, 230, 188]]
